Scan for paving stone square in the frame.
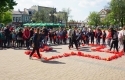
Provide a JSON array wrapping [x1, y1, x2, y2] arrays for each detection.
[[0, 45, 125, 80]]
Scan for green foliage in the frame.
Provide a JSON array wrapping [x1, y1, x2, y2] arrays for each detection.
[[32, 10, 49, 23], [0, 0, 17, 13], [0, 14, 4, 22], [88, 11, 101, 26], [0, 11, 12, 24], [109, 0, 125, 26], [101, 12, 115, 26], [62, 8, 72, 26], [3, 11, 12, 25]]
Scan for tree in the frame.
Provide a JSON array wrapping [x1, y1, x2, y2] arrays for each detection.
[[0, 0, 17, 13], [3, 11, 12, 25], [101, 12, 115, 26], [32, 10, 48, 23], [109, 0, 125, 27], [88, 11, 101, 26], [62, 8, 72, 26]]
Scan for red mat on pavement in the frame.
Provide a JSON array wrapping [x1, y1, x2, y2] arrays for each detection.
[[24, 44, 124, 61]]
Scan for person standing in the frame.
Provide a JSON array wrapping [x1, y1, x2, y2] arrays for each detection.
[[68, 26, 73, 48], [4, 26, 11, 47], [23, 26, 30, 49], [17, 29, 23, 48], [30, 28, 34, 46], [69, 26, 78, 50], [119, 26, 125, 54], [95, 28, 102, 45], [110, 28, 119, 52], [0, 31, 6, 48], [42, 27, 48, 44], [107, 28, 112, 47], [62, 28, 67, 44], [90, 29, 95, 44], [102, 30, 106, 45], [29, 28, 44, 61]]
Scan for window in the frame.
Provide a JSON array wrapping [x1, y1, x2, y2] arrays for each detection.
[[16, 17, 18, 22], [13, 17, 15, 22], [29, 11, 32, 15]]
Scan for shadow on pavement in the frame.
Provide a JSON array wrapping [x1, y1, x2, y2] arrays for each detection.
[[53, 48, 62, 49], [79, 48, 91, 52], [82, 46, 90, 48], [43, 60, 66, 64]]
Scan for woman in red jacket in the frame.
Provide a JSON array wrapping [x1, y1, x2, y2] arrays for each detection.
[[23, 26, 30, 49]]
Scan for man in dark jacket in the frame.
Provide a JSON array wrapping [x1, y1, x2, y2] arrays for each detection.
[[69, 26, 78, 50], [29, 28, 44, 61]]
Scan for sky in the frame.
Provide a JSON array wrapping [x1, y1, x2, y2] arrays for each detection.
[[14, 0, 111, 21]]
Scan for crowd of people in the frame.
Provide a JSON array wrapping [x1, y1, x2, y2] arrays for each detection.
[[0, 25, 125, 60]]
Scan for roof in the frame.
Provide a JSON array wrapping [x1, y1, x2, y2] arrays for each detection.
[[12, 11, 22, 14], [12, 10, 28, 15], [27, 9, 35, 11], [99, 9, 110, 14]]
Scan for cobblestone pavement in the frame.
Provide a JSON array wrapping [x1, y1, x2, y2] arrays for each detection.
[[0, 45, 125, 80]]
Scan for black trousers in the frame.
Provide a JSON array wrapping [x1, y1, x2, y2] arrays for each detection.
[[5, 37, 10, 46], [91, 37, 94, 44], [0, 40, 6, 48], [69, 38, 78, 49], [102, 38, 106, 45], [123, 40, 125, 52], [110, 40, 118, 52], [26, 39, 30, 48], [17, 40, 23, 47], [63, 36, 67, 44], [30, 46, 41, 58], [69, 37, 73, 47]]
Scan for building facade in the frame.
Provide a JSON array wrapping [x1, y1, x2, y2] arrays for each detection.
[[12, 5, 67, 26], [30, 5, 56, 23], [12, 9, 32, 26], [99, 9, 110, 20]]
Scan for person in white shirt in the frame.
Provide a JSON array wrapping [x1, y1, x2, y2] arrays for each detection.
[[118, 26, 125, 53], [118, 29, 123, 48], [68, 26, 73, 48]]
